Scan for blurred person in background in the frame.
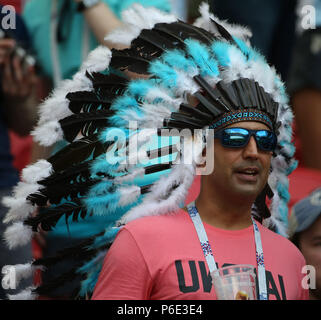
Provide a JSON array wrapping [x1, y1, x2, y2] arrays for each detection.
[[0, 1, 35, 176], [22, 0, 171, 90], [209, 0, 298, 84], [287, 0, 321, 171], [289, 187, 321, 300], [0, 4, 38, 299], [22, 0, 173, 165], [20, 0, 172, 299]]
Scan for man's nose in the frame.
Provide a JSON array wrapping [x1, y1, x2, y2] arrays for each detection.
[[243, 136, 259, 159]]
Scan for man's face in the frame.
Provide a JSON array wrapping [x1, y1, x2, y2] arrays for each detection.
[[210, 121, 273, 199]]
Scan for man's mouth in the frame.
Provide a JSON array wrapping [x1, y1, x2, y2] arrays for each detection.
[[234, 167, 260, 182]]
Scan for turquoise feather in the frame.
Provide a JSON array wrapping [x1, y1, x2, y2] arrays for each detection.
[[184, 39, 219, 77]]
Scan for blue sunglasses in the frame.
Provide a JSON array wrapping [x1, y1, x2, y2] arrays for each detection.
[[214, 127, 277, 152]]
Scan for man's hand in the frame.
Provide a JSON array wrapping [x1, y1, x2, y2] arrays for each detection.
[[0, 38, 38, 135], [0, 38, 15, 64], [1, 43, 37, 101], [2, 55, 37, 100]]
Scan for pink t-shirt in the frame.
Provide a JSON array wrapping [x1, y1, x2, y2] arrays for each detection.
[[92, 210, 309, 300]]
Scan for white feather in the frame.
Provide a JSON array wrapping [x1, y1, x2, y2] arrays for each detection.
[[36, 74, 91, 126], [137, 103, 173, 128], [247, 59, 275, 95], [32, 119, 64, 146], [2, 162, 51, 223], [2, 180, 40, 223], [104, 24, 141, 47], [7, 287, 38, 300], [121, 163, 195, 223], [2, 199, 34, 224], [21, 160, 53, 184], [175, 69, 200, 96], [11, 181, 40, 199], [194, 2, 252, 41], [268, 171, 278, 190], [272, 155, 288, 171], [80, 45, 112, 74], [119, 186, 141, 207], [220, 46, 250, 82], [105, 4, 177, 46], [145, 88, 183, 110], [32, 46, 111, 146], [263, 216, 288, 238], [37, 45, 110, 127], [5, 263, 43, 287], [4, 222, 33, 249], [114, 167, 145, 183]]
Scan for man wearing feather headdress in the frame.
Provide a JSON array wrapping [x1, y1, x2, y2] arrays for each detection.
[[1, 4, 309, 300]]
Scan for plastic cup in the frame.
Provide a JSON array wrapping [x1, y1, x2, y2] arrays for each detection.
[[211, 264, 257, 300]]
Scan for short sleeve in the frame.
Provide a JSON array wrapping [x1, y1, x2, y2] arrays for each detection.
[[91, 228, 152, 300]]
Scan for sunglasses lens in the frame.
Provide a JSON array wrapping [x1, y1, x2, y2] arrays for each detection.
[[217, 128, 277, 151], [256, 130, 277, 151], [222, 128, 249, 147]]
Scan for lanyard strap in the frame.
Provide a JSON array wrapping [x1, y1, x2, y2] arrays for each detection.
[[186, 201, 268, 300], [252, 216, 268, 300]]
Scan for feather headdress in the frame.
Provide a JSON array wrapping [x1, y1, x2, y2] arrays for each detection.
[[2, 3, 296, 299]]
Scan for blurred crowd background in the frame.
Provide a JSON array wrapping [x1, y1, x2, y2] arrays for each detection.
[[0, 0, 321, 299]]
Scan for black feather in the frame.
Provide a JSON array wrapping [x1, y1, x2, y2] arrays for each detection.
[[193, 91, 223, 117], [236, 79, 254, 106], [144, 162, 172, 175], [147, 145, 178, 160], [273, 102, 279, 124], [33, 267, 81, 297], [59, 109, 114, 142], [154, 21, 215, 46], [137, 28, 178, 52], [66, 91, 113, 114], [27, 180, 98, 206], [32, 232, 107, 267], [169, 112, 209, 128], [48, 134, 107, 172], [39, 162, 92, 187], [24, 200, 86, 232], [33, 242, 110, 298], [232, 79, 248, 107], [163, 118, 200, 130], [174, 20, 216, 44], [127, 34, 166, 63], [210, 18, 235, 44], [255, 82, 267, 113], [194, 76, 231, 112], [152, 23, 187, 48], [214, 81, 239, 109], [247, 79, 261, 109], [26, 192, 48, 207], [179, 103, 214, 123], [241, 78, 256, 107], [140, 184, 152, 195], [254, 183, 273, 220], [110, 49, 151, 74], [86, 71, 129, 89]]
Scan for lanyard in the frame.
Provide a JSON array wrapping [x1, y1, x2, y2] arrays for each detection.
[[50, 0, 90, 87], [186, 201, 268, 300]]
